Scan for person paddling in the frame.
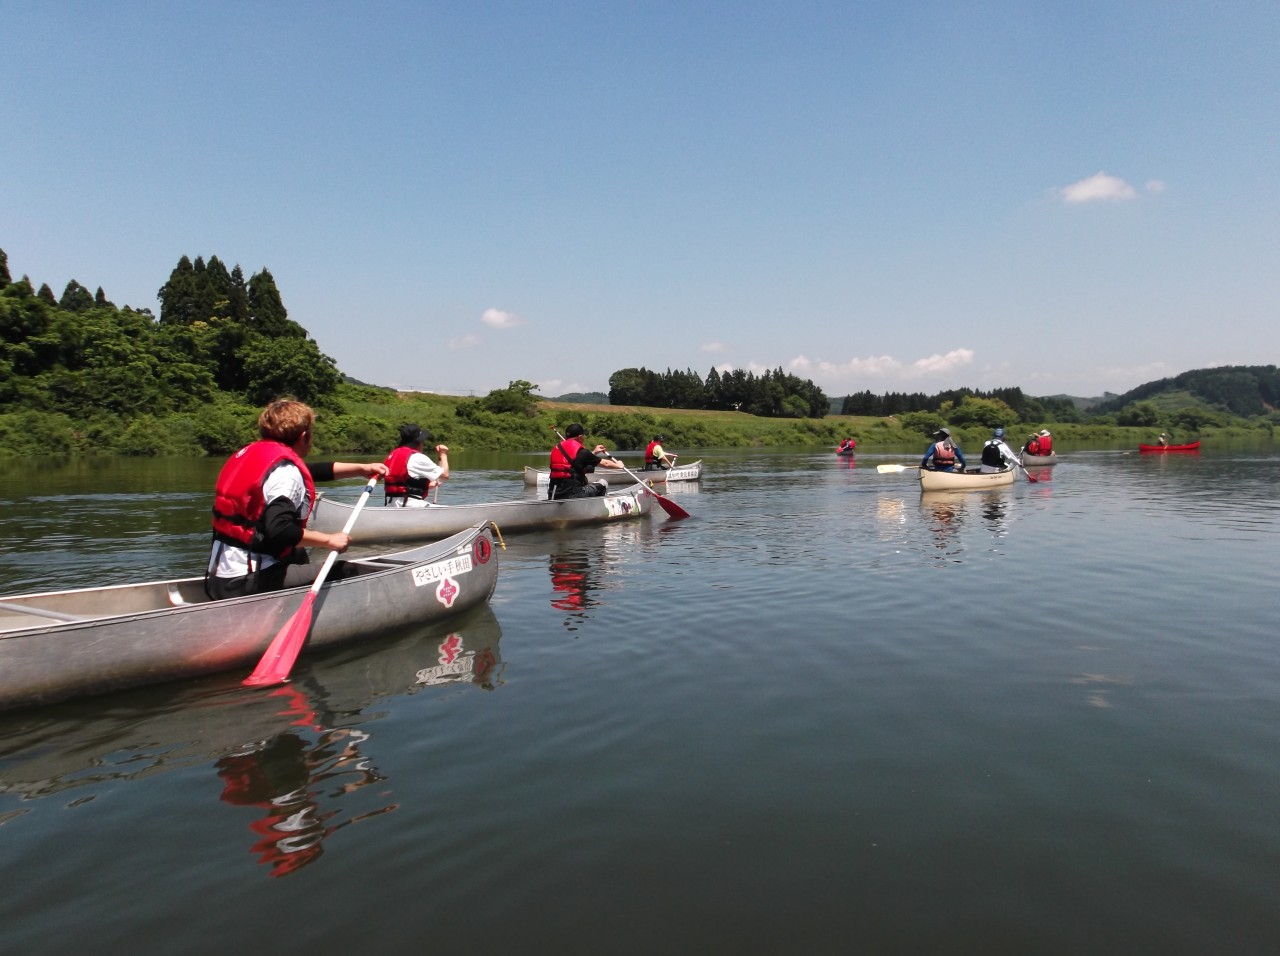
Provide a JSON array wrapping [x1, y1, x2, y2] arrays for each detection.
[[206, 399, 386, 600], [921, 427, 965, 472], [979, 427, 1017, 473], [383, 423, 448, 508], [548, 423, 625, 499], [644, 434, 676, 471]]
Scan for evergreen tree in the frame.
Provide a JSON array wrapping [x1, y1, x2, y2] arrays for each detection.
[[0, 248, 10, 286], [59, 280, 95, 313], [37, 283, 58, 306], [248, 267, 302, 337]]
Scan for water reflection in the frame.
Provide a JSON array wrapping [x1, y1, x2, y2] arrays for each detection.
[[0, 608, 505, 878], [549, 549, 603, 630], [918, 490, 1014, 559], [217, 686, 391, 879], [414, 627, 504, 690]]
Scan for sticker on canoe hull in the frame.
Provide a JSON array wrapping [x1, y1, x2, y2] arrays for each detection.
[[412, 553, 473, 588], [603, 494, 641, 517], [435, 576, 459, 608]]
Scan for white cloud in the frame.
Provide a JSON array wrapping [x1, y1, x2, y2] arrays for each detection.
[[700, 341, 728, 353], [715, 349, 975, 389], [911, 348, 975, 374], [481, 308, 524, 329], [1059, 172, 1137, 203], [448, 333, 483, 350]]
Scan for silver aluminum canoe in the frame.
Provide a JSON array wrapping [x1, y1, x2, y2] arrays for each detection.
[[1019, 451, 1059, 467], [918, 467, 1016, 491], [0, 523, 499, 713], [523, 460, 703, 487], [312, 484, 652, 544]]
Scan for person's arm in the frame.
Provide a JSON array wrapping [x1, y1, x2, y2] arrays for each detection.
[[587, 445, 625, 470], [260, 497, 352, 554], [433, 445, 449, 480], [324, 461, 387, 480]]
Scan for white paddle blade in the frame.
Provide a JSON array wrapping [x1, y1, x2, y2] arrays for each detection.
[[876, 464, 914, 474]]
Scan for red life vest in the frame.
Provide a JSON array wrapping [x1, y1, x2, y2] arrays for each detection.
[[550, 438, 585, 480], [644, 440, 662, 467], [210, 441, 315, 559], [932, 440, 955, 464], [1038, 435, 1053, 454], [383, 445, 428, 499], [1025, 437, 1042, 456]]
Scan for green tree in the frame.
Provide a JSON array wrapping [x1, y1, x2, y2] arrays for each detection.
[[59, 280, 95, 313], [480, 380, 541, 416], [240, 335, 341, 405], [1117, 402, 1160, 427]]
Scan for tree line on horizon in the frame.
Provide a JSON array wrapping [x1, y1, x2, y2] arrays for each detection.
[[3, 246, 1275, 454], [607, 366, 830, 418]]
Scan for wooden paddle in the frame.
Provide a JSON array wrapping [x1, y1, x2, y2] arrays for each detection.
[[243, 474, 380, 687], [552, 427, 690, 520], [876, 463, 921, 474]]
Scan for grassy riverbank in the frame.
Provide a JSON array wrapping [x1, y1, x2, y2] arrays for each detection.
[[0, 382, 1273, 457]]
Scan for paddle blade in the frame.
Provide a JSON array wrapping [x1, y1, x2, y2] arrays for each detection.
[[243, 592, 317, 687], [876, 464, 912, 474], [651, 491, 690, 520]]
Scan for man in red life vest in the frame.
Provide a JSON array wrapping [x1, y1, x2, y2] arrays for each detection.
[[548, 423, 625, 499], [644, 434, 675, 471], [206, 399, 386, 600], [1037, 429, 1053, 454], [921, 427, 966, 472], [1023, 433, 1042, 457]]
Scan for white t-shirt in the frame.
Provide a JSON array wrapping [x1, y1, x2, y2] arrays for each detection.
[[389, 450, 444, 509], [208, 462, 311, 577]]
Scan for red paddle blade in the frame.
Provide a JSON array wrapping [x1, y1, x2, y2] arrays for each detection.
[[651, 491, 690, 520], [243, 593, 317, 687]]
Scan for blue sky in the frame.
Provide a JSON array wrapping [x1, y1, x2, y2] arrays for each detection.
[[3, 1, 1276, 400]]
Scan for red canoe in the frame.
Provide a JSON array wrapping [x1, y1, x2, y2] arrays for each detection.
[[1138, 441, 1201, 453]]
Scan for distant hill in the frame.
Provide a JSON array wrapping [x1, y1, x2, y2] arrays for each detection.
[[547, 391, 609, 405], [1046, 392, 1118, 411], [1091, 365, 1279, 417]]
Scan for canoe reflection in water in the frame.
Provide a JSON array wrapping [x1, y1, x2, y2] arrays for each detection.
[[549, 548, 603, 631], [217, 686, 393, 879], [413, 627, 504, 691], [0, 607, 505, 879]]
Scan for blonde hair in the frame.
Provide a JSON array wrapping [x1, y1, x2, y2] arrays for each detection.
[[257, 398, 314, 445]]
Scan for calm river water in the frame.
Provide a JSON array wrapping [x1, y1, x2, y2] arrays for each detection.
[[1, 445, 1278, 953]]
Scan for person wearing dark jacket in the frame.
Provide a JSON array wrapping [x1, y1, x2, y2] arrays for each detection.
[[548, 423, 625, 499]]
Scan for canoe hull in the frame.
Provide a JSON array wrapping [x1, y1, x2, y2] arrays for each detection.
[[1138, 442, 1201, 452], [1020, 452, 1058, 467], [919, 468, 1016, 491], [313, 484, 652, 543], [0, 523, 499, 713], [523, 461, 703, 487]]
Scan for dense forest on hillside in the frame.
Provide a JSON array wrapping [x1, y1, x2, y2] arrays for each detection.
[[1, 246, 1275, 456]]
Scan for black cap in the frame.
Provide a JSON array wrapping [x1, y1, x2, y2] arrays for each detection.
[[399, 423, 431, 445], [565, 423, 585, 438]]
